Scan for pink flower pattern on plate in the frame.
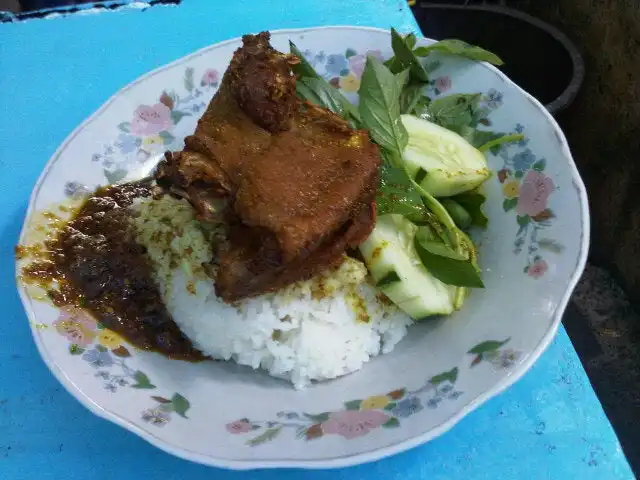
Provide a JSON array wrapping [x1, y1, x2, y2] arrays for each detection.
[[348, 50, 384, 78], [321, 410, 390, 439], [434, 76, 452, 93], [53, 316, 96, 347], [516, 170, 554, 217], [130, 103, 173, 136], [53, 306, 98, 346], [226, 420, 253, 434], [200, 68, 220, 87], [528, 259, 549, 278], [56, 306, 97, 330]]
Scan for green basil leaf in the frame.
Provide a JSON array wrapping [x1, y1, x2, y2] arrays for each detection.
[[396, 68, 411, 89], [419, 239, 467, 261], [414, 237, 485, 288], [359, 57, 408, 156], [427, 93, 482, 132], [376, 164, 428, 222], [405, 33, 418, 50], [289, 41, 321, 79], [418, 39, 504, 65], [400, 83, 426, 114], [290, 42, 361, 126], [298, 77, 346, 118], [451, 191, 489, 228], [412, 46, 432, 57], [296, 80, 323, 106], [390, 28, 429, 81], [411, 95, 431, 118], [383, 56, 401, 72]]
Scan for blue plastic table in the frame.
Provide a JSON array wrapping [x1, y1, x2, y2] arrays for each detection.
[[0, 1, 634, 478]]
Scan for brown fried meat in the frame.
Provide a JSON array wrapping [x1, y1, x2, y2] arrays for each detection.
[[156, 32, 380, 302]]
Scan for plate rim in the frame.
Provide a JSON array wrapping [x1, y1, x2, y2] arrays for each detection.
[[16, 25, 590, 470]]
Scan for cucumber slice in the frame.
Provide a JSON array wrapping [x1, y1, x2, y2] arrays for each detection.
[[359, 215, 456, 319], [401, 114, 490, 197]]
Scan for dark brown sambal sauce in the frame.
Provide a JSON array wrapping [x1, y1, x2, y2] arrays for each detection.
[[20, 181, 205, 361]]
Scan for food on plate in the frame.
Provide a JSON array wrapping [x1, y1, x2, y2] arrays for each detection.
[[131, 194, 411, 388], [155, 32, 381, 302], [18, 29, 522, 388], [19, 181, 204, 360], [401, 115, 490, 198]]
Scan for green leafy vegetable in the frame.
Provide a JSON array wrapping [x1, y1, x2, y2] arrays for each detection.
[[292, 29, 506, 302], [408, 174, 461, 248], [359, 57, 408, 158], [477, 133, 525, 152], [441, 199, 472, 230], [395, 67, 425, 114], [414, 237, 485, 288], [290, 42, 361, 125], [426, 93, 483, 132], [414, 39, 503, 65], [297, 77, 347, 118], [395, 68, 411, 89], [389, 28, 429, 81], [451, 191, 489, 228], [420, 94, 523, 154], [289, 41, 321, 79], [405, 32, 418, 50], [376, 164, 428, 222], [295, 80, 322, 106], [410, 95, 431, 118], [399, 83, 426, 114]]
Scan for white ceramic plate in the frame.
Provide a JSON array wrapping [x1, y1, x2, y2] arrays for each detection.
[[16, 26, 589, 470]]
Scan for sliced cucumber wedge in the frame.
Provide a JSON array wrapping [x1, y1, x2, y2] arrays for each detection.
[[401, 114, 490, 197], [359, 214, 456, 319]]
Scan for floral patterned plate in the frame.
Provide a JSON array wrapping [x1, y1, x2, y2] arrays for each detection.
[[16, 26, 589, 470]]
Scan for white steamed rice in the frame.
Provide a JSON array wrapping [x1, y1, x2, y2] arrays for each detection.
[[130, 196, 412, 389]]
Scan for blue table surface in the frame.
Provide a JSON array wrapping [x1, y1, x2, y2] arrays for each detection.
[[0, 1, 634, 479]]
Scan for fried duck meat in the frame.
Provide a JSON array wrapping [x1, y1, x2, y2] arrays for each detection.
[[156, 32, 380, 302]]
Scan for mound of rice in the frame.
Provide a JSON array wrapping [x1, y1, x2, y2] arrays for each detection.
[[131, 196, 413, 389]]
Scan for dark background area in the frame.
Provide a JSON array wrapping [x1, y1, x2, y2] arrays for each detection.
[[1, 0, 639, 474]]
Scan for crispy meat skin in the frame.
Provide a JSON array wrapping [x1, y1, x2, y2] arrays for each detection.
[[156, 32, 380, 301]]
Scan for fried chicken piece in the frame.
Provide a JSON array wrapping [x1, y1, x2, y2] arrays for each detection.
[[156, 32, 380, 302]]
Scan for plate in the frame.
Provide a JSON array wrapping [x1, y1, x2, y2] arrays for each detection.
[[16, 26, 589, 470]]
